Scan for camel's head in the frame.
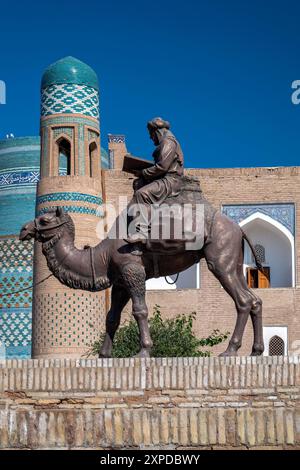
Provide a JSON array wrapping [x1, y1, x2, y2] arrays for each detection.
[[19, 207, 67, 242]]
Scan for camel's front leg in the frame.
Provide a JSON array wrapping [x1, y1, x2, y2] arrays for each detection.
[[122, 263, 153, 358], [99, 285, 130, 357]]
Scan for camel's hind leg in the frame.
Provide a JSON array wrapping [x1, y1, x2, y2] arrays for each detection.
[[204, 218, 262, 356], [237, 263, 264, 356], [99, 285, 130, 358], [207, 261, 254, 356]]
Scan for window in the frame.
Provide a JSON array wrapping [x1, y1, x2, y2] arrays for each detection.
[[253, 244, 266, 264], [263, 326, 287, 356], [269, 335, 285, 356], [57, 138, 71, 176]]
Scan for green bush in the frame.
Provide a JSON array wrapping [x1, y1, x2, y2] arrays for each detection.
[[91, 305, 229, 357]]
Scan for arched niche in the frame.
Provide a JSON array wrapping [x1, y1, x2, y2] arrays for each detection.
[[89, 141, 99, 177], [55, 136, 71, 176], [263, 326, 288, 355], [240, 212, 294, 288]]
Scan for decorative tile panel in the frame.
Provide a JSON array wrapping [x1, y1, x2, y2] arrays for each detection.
[[41, 84, 99, 119], [40, 115, 99, 130], [108, 134, 125, 144], [222, 204, 295, 234], [0, 169, 39, 190], [0, 239, 33, 275], [0, 273, 32, 308], [37, 205, 101, 217], [37, 192, 102, 205], [0, 238, 33, 358], [53, 127, 73, 139], [0, 308, 31, 353]]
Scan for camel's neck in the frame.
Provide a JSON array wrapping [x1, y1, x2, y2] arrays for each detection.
[[42, 227, 111, 291]]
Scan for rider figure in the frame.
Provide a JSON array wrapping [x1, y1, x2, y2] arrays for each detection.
[[126, 117, 184, 243]]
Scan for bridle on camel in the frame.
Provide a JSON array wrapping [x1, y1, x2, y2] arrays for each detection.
[[1, 218, 69, 298], [34, 218, 68, 232]]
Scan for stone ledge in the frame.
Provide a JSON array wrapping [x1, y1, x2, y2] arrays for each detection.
[[1, 355, 299, 368], [0, 356, 299, 393]]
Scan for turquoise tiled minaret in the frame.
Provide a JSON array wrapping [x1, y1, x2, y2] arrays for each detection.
[[33, 57, 106, 359]]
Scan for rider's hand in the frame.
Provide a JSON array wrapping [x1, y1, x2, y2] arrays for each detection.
[[133, 177, 144, 191], [132, 169, 142, 177]]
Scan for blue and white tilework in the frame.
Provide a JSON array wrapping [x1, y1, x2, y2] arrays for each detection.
[[0, 169, 39, 192], [0, 238, 33, 358], [222, 204, 295, 235], [41, 84, 99, 119], [37, 192, 102, 205], [37, 205, 100, 217]]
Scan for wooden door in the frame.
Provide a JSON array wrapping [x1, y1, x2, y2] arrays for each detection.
[[247, 267, 270, 288], [258, 267, 270, 288]]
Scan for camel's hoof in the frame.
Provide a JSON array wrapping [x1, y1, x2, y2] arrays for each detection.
[[99, 349, 112, 358], [250, 344, 264, 356], [219, 350, 238, 357], [134, 348, 151, 358], [250, 350, 264, 356]]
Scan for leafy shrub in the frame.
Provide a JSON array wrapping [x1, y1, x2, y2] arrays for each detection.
[[90, 305, 229, 357]]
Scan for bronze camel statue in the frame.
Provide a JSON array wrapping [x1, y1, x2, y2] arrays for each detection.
[[19, 179, 264, 358]]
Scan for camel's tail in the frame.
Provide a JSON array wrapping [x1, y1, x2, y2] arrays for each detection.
[[241, 229, 264, 273]]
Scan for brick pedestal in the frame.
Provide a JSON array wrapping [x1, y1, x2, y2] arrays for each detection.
[[0, 356, 300, 449]]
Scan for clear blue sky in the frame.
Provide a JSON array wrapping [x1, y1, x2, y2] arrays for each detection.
[[1, 0, 300, 168]]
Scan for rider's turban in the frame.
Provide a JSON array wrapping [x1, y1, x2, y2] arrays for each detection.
[[147, 117, 170, 132]]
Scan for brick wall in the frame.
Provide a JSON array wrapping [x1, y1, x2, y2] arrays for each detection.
[[0, 356, 299, 449]]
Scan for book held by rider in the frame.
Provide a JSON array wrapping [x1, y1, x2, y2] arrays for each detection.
[[122, 154, 152, 174]]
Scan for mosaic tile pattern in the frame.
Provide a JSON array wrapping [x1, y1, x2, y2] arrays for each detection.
[[41, 84, 99, 119], [40, 115, 99, 130], [108, 134, 125, 143], [0, 239, 33, 275], [0, 169, 39, 190], [37, 205, 100, 216], [37, 192, 102, 206], [53, 127, 73, 139], [0, 273, 32, 308], [222, 204, 295, 234], [0, 308, 31, 349], [0, 238, 33, 358]]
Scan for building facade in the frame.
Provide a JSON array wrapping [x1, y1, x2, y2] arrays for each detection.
[[0, 57, 299, 358]]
